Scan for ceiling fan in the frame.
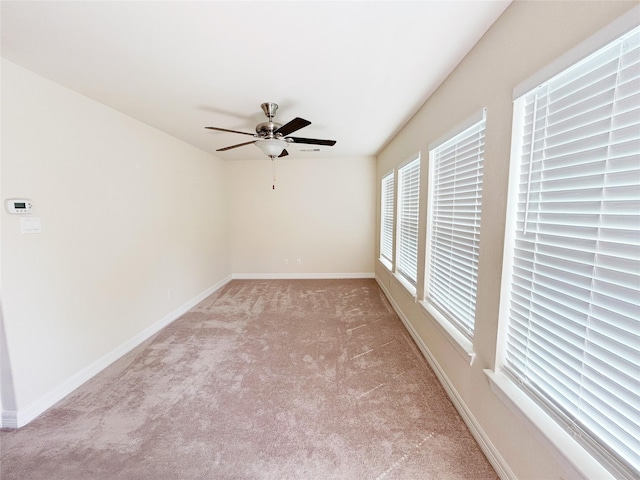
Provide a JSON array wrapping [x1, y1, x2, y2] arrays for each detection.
[[205, 102, 336, 158]]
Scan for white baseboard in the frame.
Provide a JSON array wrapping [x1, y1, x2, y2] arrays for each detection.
[[232, 272, 375, 280], [375, 276, 516, 480], [1, 275, 232, 429]]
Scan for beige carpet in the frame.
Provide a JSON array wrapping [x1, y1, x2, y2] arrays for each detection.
[[0, 279, 497, 479]]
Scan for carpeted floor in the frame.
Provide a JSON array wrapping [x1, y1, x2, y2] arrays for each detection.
[[0, 279, 498, 479]]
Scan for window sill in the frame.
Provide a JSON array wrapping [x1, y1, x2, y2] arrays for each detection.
[[393, 272, 417, 298], [484, 369, 615, 480], [419, 300, 475, 365], [378, 257, 393, 272]]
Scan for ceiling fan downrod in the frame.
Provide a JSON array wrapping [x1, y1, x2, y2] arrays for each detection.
[[256, 103, 282, 139]]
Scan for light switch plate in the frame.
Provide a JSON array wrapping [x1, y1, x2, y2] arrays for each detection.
[[20, 217, 41, 234]]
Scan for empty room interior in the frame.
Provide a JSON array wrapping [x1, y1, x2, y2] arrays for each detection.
[[1, 1, 638, 479]]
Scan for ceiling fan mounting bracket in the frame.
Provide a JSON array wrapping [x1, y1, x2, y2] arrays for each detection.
[[261, 102, 279, 121]]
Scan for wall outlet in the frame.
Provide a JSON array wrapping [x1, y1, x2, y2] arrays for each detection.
[[296, 258, 301, 265], [284, 258, 289, 266]]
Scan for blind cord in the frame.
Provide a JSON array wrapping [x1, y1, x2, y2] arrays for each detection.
[[523, 87, 541, 235]]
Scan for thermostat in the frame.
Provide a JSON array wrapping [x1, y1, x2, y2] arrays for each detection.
[[5, 198, 33, 214]]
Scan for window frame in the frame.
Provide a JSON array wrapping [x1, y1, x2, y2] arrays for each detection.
[[379, 170, 395, 270], [395, 153, 421, 294], [492, 8, 640, 480], [424, 109, 486, 342]]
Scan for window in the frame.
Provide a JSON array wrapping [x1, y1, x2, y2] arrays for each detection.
[[396, 156, 421, 287], [503, 25, 640, 479], [380, 172, 395, 266], [426, 111, 486, 340]]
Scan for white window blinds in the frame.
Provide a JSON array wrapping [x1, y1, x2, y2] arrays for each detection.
[[427, 114, 485, 339], [397, 157, 421, 286], [380, 172, 395, 264], [504, 25, 640, 479]]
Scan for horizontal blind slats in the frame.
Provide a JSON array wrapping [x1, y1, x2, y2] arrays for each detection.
[[427, 115, 485, 339], [397, 158, 420, 285], [504, 25, 640, 477], [380, 173, 395, 262]]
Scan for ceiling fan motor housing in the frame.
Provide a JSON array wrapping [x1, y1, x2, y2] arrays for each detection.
[[256, 121, 283, 138]]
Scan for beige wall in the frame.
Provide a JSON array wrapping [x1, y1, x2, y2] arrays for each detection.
[[0, 61, 376, 424], [227, 156, 375, 277], [1, 60, 231, 417], [375, 1, 638, 479]]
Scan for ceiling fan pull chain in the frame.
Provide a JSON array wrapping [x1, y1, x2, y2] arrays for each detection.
[[272, 158, 276, 190]]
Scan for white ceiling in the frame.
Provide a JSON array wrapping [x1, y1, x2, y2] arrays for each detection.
[[1, 1, 511, 161]]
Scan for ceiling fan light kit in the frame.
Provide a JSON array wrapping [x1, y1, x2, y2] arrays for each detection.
[[205, 102, 336, 159], [255, 138, 289, 158]]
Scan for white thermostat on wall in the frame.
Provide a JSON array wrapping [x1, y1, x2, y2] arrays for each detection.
[[5, 198, 33, 214]]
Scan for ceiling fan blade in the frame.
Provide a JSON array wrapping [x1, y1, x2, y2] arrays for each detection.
[[278, 149, 289, 158], [216, 140, 257, 151], [205, 126, 255, 136], [274, 117, 311, 136], [287, 137, 336, 146]]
